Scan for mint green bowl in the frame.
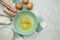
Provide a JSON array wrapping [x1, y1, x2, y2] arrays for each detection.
[[13, 10, 38, 35]]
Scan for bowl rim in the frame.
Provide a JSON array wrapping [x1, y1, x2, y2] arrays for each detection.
[[13, 10, 38, 35]]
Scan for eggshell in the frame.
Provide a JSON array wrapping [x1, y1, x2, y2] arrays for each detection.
[[22, 0, 29, 4], [26, 2, 33, 10], [15, 3, 22, 10]]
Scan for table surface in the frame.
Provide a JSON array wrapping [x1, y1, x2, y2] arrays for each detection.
[[32, 0, 60, 40], [0, 0, 60, 40]]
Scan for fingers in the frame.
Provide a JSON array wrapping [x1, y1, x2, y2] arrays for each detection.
[[3, 7, 16, 16], [2, 0, 17, 12]]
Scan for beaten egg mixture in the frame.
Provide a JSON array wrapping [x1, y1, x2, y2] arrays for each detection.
[[18, 16, 32, 30]]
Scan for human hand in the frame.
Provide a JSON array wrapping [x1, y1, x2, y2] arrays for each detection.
[[3, 7, 17, 16], [2, 0, 17, 16]]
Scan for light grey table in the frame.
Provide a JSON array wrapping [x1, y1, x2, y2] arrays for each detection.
[[31, 0, 60, 40], [0, 0, 60, 40]]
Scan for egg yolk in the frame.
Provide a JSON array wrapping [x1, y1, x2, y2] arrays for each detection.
[[20, 18, 27, 23], [19, 17, 31, 30], [23, 24, 28, 29]]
